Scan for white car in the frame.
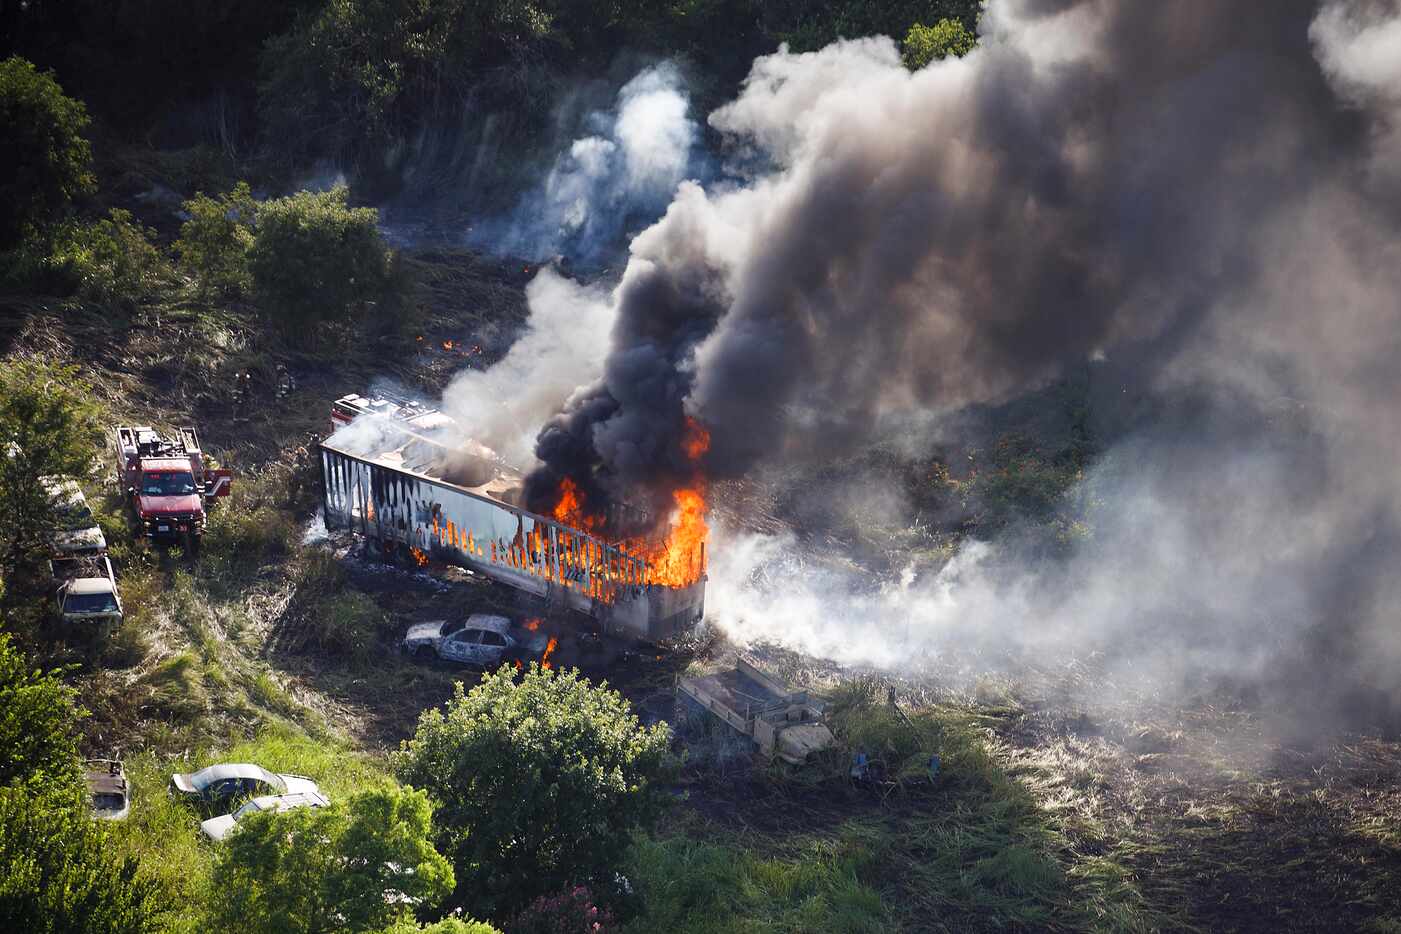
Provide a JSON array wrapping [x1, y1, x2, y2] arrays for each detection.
[[171, 763, 320, 806], [200, 791, 331, 841], [401, 614, 547, 668]]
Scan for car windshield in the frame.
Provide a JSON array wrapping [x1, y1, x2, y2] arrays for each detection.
[[93, 792, 125, 811], [142, 471, 196, 496], [65, 592, 118, 614], [193, 765, 282, 792]]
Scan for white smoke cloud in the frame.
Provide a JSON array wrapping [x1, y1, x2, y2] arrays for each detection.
[[1311, 0, 1401, 191], [479, 62, 703, 263], [439, 267, 616, 469]]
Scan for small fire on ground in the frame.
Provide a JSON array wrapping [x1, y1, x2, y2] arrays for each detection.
[[539, 636, 559, 670]]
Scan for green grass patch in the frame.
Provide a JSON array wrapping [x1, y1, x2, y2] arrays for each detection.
[[624, 824, 889, 934]]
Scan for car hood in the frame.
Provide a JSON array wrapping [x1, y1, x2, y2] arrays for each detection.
[[279, 774, 320, 796], [200, 814, 238, 841], [61, 610, 122, 623], [138, 494, 203, 517], [404, 621, 446, 644]]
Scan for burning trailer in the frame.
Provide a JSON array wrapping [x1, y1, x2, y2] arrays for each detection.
[[318, 395, 706, 642]]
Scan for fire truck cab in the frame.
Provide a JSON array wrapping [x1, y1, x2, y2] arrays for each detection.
[[114, 426, 232, 541]]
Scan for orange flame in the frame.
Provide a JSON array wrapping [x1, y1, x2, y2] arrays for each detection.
[[442, 340, 455, 351], [409, 546, 428, 567], [682, 416, 711, 461], [524, 618, 541, 631], [540, 636, 559, 670], [544, 417, 710, 592], [552, 477, 597, 532]]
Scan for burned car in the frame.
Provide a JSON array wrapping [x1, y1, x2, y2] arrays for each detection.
[[401, 613, 548, 668], [170, 763, 319, 806], [43, 477, 106, 557], [86, 759, 130, 820], [200, 791, 331, 841]]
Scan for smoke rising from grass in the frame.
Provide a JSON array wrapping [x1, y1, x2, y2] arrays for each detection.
[[475, 62, 704, 265], [526, 0, 1401, 729]]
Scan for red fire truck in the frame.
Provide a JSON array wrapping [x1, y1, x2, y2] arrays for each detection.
[[114, 426, 232, 542]]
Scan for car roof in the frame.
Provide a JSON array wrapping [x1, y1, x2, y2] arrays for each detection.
[[465, 614, 511, 634], [42, 477, 84, 502], [191, 763, 277, 788], [68, 578, 116, 594]]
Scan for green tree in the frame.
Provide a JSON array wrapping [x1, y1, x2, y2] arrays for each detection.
[[0, 633, 84, 794], [0, 56, 94, 249], [259, 0, 555, 166], [59, 209, 167, 306], [0, 360, 103, 570], [393, 665, 674, 918], [903, 18, 977, 69], [248, 186, 392, 332], [208, 785, 454, 934], [0, 634, 160, 933], [0, 787, 160, 934], [174, 182, 257, 297]]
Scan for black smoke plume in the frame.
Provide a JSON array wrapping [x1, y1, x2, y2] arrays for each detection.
[[521, 0, 1401, 737], [528, 0, 1401, 529]]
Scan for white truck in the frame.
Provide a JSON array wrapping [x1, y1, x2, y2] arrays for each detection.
[[51, 554, 123, 632]]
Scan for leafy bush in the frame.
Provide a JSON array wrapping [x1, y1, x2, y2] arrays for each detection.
[[249, 186, 393, 333], [0, 635, 161, 932], [174, 182, 257, 297], [0, 633, 84, 793], [0, 56, 93, 249], [394, 666, 674, 918], [208, 785, 454, 934], [903, 17, 977, 69], [507, 885, 616, 934], [0, 359, 103, 572], [2, 209, 166, 303], [0, 786, 161, 934]]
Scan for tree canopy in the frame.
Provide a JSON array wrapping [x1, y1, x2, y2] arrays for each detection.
[[0, 359, 103, 571], [248, 186, 392, 332], [0, 56, 93, 249], [208, 785, 454, 934], [393, 665, 674, 918]]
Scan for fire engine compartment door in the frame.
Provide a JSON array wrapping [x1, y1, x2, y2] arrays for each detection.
[[205, 469, 233, 498]]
